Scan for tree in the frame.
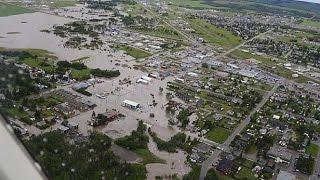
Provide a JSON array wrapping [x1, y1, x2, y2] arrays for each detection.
[[56, 61, 71, 68], [202, 63, 209, 68], [205, 169, 219, 180], [177, 109, 190, 128], [296, 155, 314, 175], [122, 15, 135, 26], [34, 110, 42, 121]]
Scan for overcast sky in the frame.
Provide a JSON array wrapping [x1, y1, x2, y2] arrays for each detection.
[[297, 0, 320, 4]]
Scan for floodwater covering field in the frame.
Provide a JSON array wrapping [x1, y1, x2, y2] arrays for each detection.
[[0, 12, 191, 179]]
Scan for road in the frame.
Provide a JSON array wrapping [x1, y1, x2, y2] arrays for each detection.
[[199, 84, 279, 179], [0, 115, 46, 180]]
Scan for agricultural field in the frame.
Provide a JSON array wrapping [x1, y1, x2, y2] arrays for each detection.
[[0, 2, 34, 17]]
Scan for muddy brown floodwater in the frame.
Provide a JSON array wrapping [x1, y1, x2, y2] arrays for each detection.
[[0, 12, 192, 178]]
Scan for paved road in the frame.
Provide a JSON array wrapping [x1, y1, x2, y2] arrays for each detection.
[[223, 84, 279, 146], [199, 84, 279, 180], [0, 115, 46, 180]]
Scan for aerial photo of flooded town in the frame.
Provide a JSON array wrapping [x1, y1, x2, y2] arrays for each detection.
[[1, 0, 320, 179]]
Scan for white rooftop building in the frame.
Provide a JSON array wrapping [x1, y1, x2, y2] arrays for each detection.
[[141, 76, 152, 82], [122, 100, 140, 109]]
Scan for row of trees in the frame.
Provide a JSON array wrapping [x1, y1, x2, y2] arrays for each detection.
[[90, 68, 120, 78]]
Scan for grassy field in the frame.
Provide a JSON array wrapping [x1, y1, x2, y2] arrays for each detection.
[[134, 149, 166, 165], [115, 45, 151, 59], [229, 49, 275, 66], [71, 68, 91, 81], [166, 0, 214, 9], [246, 144, 258, 154], [307, 143, 319, 157], [123, 3, 154, 18], [3, 107, 28, 118], [0, 2, 34, 17], [206, 127, 231, 144], [17, 48, 57, 59], [48, 0, 77, 8], [235, 167, 256, 180], [301, 19, 320, 28], [134, 24, 185, 41], [188, 18, 242, 49]]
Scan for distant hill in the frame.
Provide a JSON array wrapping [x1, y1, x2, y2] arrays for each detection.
[[252, 0, 320, 15], [194, 0, 320, 18]]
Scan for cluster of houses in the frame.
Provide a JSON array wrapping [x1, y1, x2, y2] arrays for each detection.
[[48, 89, 96, 118]]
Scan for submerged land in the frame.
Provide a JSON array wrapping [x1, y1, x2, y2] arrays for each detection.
[[1, 0, 320, 180]]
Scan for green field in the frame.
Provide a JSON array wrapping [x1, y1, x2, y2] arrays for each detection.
[[48, 0, 77, 8], [166, 0, 214, 9], [0, 2, 34, 17], [188, 18, 242, 49], [71, 68, 91, 81], [167, 0, 320, 18], [134, 149, 166, 165], [114, 45, 151, 59], [301, 19, 320, 28], [307, 143, 319, 157], [206, 127, 231, 144], [3, 107, 28, 118], [229, 49, 275, 66], [134, 24, 185, 41], [235, 167, 256, 180]]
